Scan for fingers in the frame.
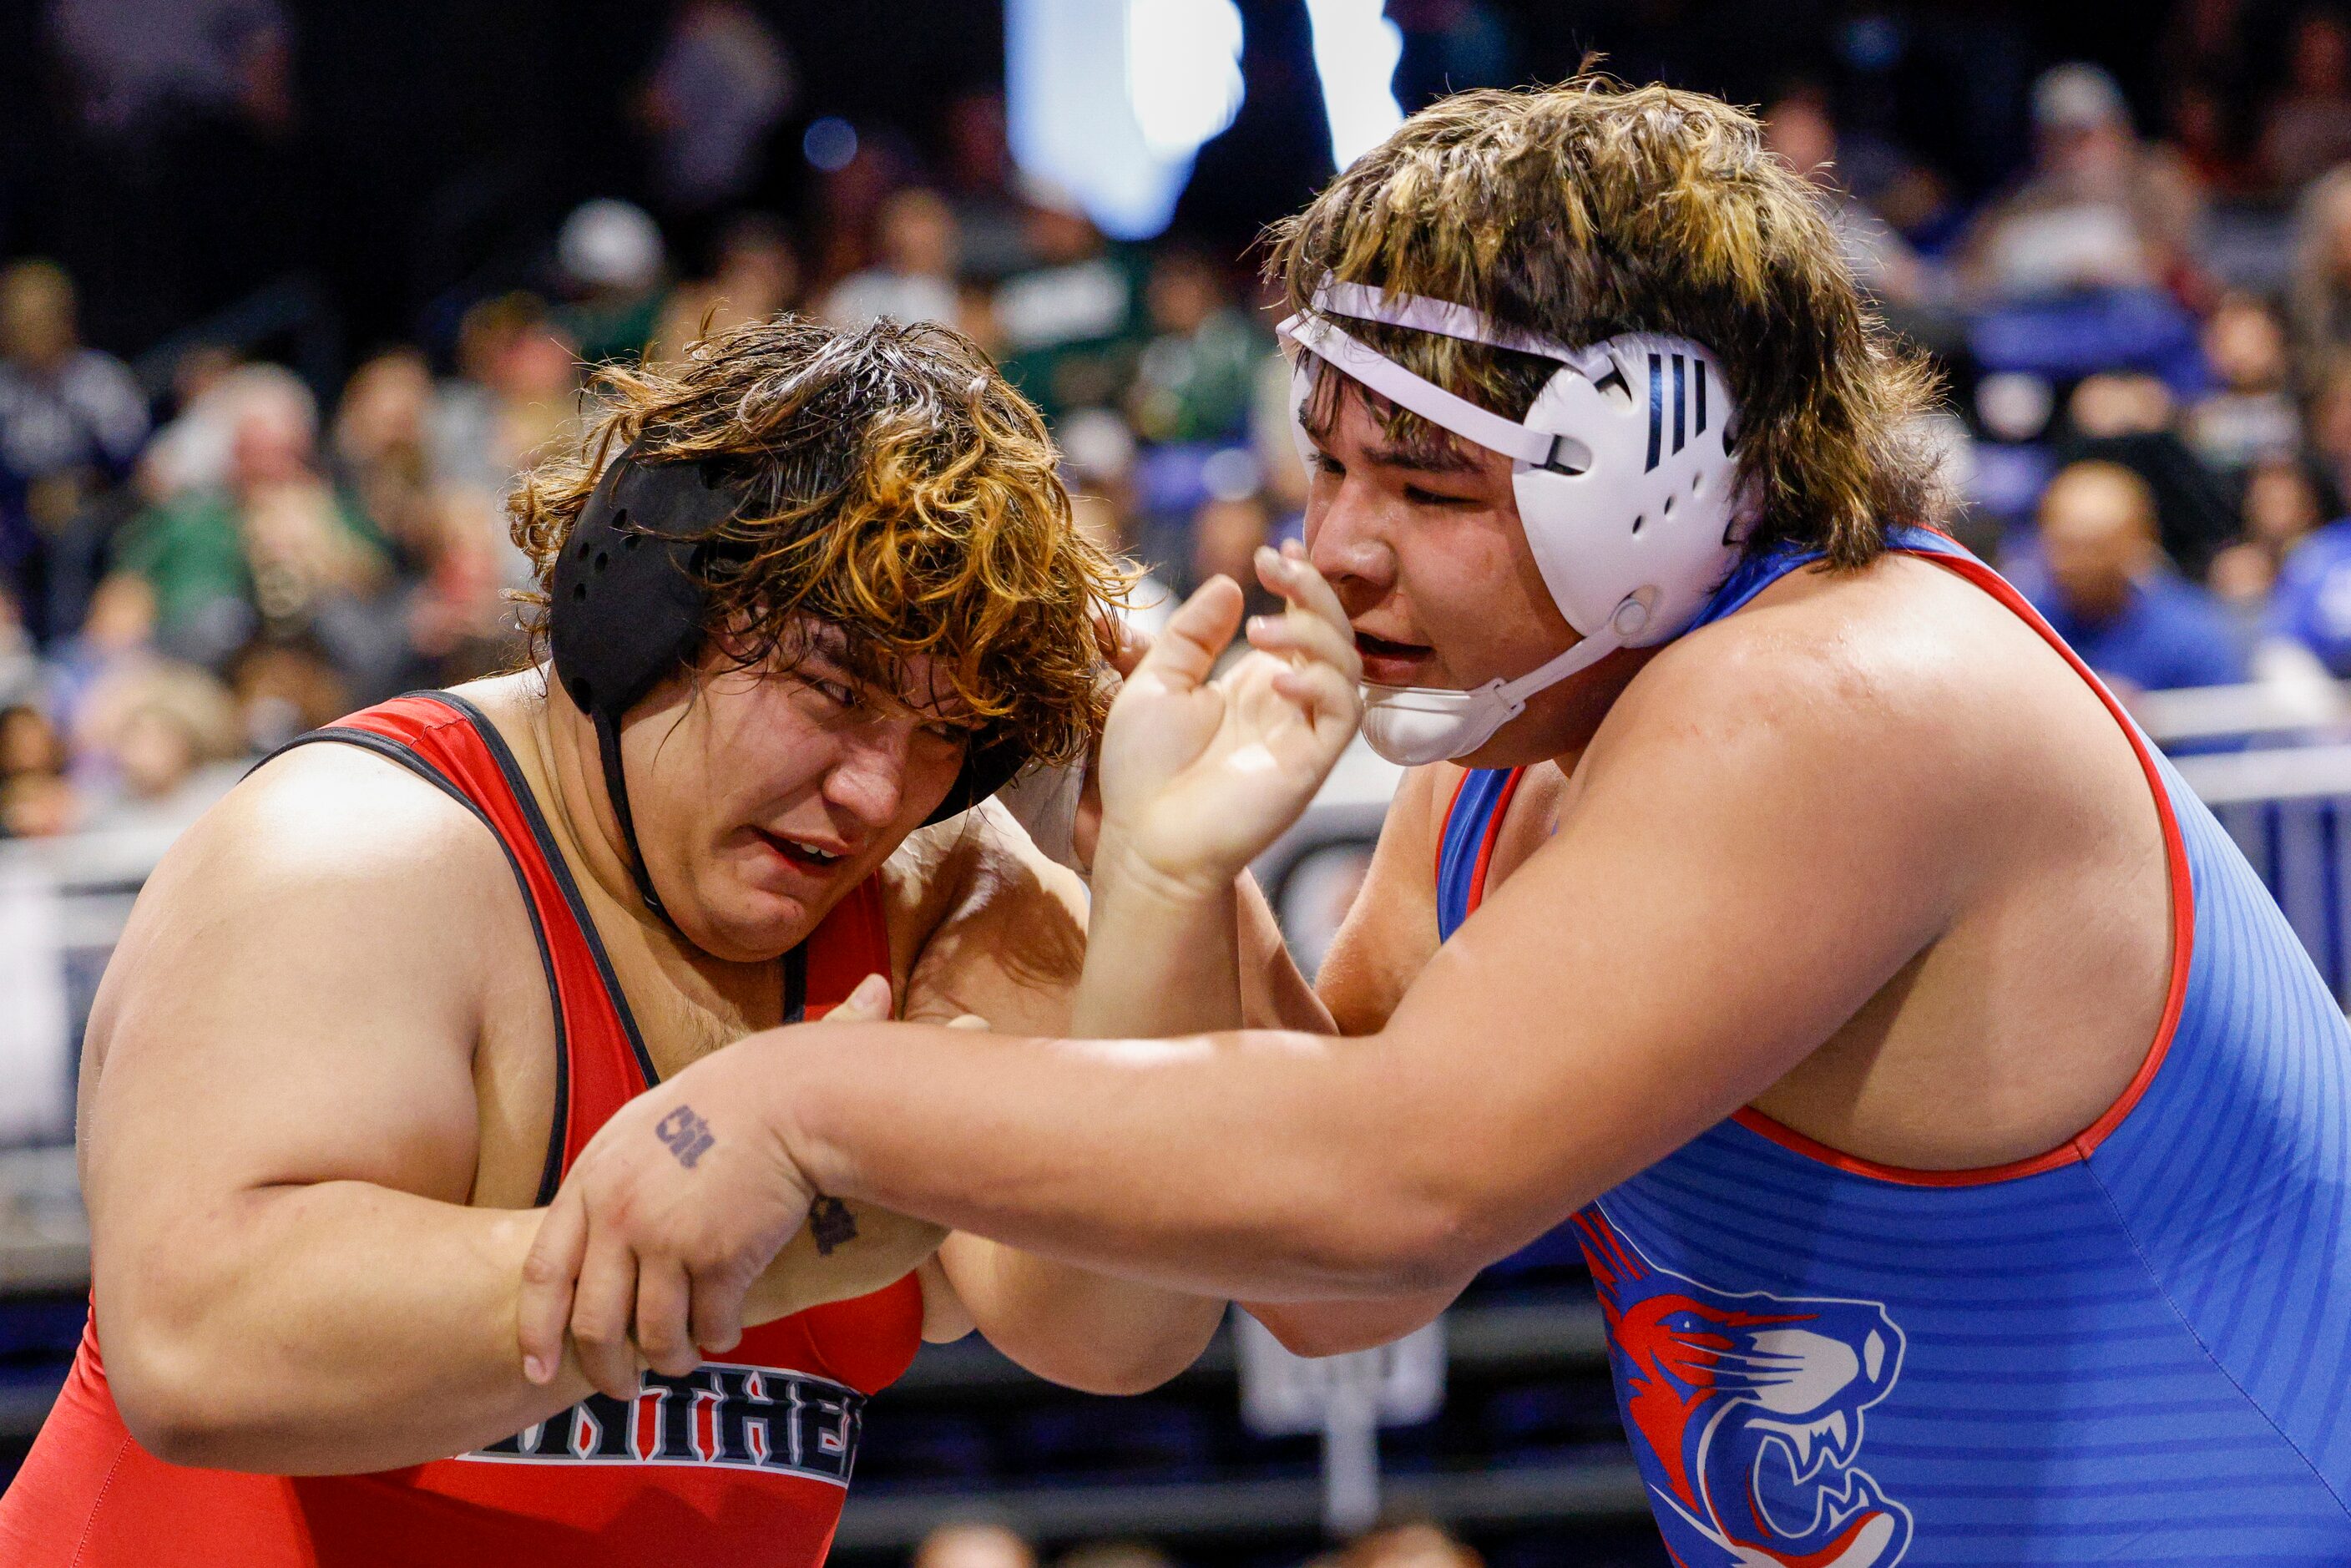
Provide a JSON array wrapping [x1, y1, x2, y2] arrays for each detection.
[[635, 1257, 700, 1378], [945, 1013, 992, 1030], [1137, 576, 1246, 694], [690, 1254, 751, 1358], [1246, 605, 1359, 680], [822, 971, 892, 1024], [1090, 606, 1151, 680], [571, 1223, 646, 1401], [519, 1191, 589, 1384], [1256, 542, 1356, 650], [1272, 660, 1365, 732]]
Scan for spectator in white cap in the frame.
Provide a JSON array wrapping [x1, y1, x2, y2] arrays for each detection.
[[554, 199, 670, 362]]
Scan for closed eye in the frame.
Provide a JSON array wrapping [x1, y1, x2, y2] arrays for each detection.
[[1402, 483, 1479, 508], [811, 678, 863, 713]]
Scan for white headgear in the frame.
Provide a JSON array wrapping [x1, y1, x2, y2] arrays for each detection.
[[1280, 277, 1747, 766]]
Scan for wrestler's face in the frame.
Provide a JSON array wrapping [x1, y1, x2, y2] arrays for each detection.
[[1302, 384, 1631, 766], [619, 619, 973, 962]]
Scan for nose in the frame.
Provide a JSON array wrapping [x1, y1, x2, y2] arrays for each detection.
[[1306, 473, 1398, 600], [822, 720, 912, 830]]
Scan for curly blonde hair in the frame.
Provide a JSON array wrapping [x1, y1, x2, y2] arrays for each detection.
[[511, 315, 1125, 766], [1268, 77, 1948, 568]]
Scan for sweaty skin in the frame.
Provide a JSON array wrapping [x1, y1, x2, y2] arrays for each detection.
[[79, 645, 1217, 1475], [517, 387, 2171, 1366]]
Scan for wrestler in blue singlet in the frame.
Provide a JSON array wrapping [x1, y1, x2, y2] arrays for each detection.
[[1438, 527, 2351, 1565]]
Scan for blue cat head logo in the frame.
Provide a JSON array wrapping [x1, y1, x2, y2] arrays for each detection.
[[1576, 1209, 1912, 1568]]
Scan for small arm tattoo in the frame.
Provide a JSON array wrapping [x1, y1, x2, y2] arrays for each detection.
[[809, 1195, 859, 1255], [655, 1105, 715, 1168]]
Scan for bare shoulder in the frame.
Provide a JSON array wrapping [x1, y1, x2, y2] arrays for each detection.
[[82, 740, 533, 1211], [1600, 554, 2037, 812], [138, 742, 515, 945], [92, 742, 521, 1074], [877, 802, 1087, 1019]]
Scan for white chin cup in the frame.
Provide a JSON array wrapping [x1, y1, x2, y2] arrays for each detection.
[[1358, 632, 1623, 766]]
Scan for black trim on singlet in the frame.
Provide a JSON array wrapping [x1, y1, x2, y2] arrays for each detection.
[[423, 691, 667, 1097], [783, 943, 807, 1024], [251, 717, 574, 1207]]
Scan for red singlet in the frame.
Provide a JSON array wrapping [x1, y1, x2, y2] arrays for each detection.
[[0, 692, 923, 1566]]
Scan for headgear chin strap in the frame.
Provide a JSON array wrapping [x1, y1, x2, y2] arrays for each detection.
[[1280, 276, 1748, 766], [549, 446, 1028, 920]]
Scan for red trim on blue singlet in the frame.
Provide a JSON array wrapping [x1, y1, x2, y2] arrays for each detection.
[[1461, 547, 2197, 1188], [1470, 768, 1527, 908], [1437, 770, 1473, 884]]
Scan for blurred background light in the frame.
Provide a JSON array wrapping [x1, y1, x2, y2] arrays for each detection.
[[1008, 0, 1243, 240], [801, 116, 859, 173], [1127, 0, 1246, 158], [1302, 0, 1404, 168]]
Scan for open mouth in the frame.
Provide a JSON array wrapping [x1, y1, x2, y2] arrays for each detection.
[[753, 827, 849, 872], [1354, 630, 1434, 684]]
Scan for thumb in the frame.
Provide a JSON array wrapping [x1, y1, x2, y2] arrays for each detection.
[[823, 972, 892, 1022]]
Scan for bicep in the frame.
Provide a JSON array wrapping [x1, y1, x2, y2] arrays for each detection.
[[1244, 1287, 1461, 1358]]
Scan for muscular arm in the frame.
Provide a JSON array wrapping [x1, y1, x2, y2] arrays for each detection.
[[83, 750, 606, 1472], [897, 804, 1226, 1393], [755, 645, 1964, 1298]]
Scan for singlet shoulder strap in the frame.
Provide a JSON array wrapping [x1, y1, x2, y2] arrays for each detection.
[[255, 690, 650, 1202], [1435, 766, 1525, 943], [1689, 524, 1967, 632]]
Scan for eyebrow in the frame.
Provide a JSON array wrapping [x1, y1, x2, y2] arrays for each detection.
[[1357, 440, 1482, 476], [800, 640, 982, 729]]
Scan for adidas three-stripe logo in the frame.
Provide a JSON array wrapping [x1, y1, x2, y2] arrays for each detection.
[[1644, 352, 1706, 473]]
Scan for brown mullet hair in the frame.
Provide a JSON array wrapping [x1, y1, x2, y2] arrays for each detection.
[[511, 315, 1126, 767], [1267, 76, 1948, 567]]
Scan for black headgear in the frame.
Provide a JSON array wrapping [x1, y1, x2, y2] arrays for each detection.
[[548, 447, 1027, 916]]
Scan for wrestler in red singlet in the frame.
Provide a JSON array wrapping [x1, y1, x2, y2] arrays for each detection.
[[3, 695, 918, 1566], [1, 318, 1230, 1568]]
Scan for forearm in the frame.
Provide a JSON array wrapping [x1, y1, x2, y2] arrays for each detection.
[[1079, 838, 1328, 1039], [96, 1181, 601, 1473], [1074, 837, 1243, 1038], [767, 1018, 1496, 1301]]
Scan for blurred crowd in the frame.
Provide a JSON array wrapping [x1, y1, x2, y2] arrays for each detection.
[[20, 8, 2351, 845]]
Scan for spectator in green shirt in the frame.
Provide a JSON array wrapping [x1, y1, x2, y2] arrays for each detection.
[[114, 373, 387, 670]]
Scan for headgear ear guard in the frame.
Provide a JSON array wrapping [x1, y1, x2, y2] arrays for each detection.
[[549, 445, 1028, 918], [1280, 277, 1749, 765]]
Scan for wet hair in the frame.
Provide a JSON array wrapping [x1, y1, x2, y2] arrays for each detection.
[[511, 315, 1125, 766], [1267, 76, 1949, 567]]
